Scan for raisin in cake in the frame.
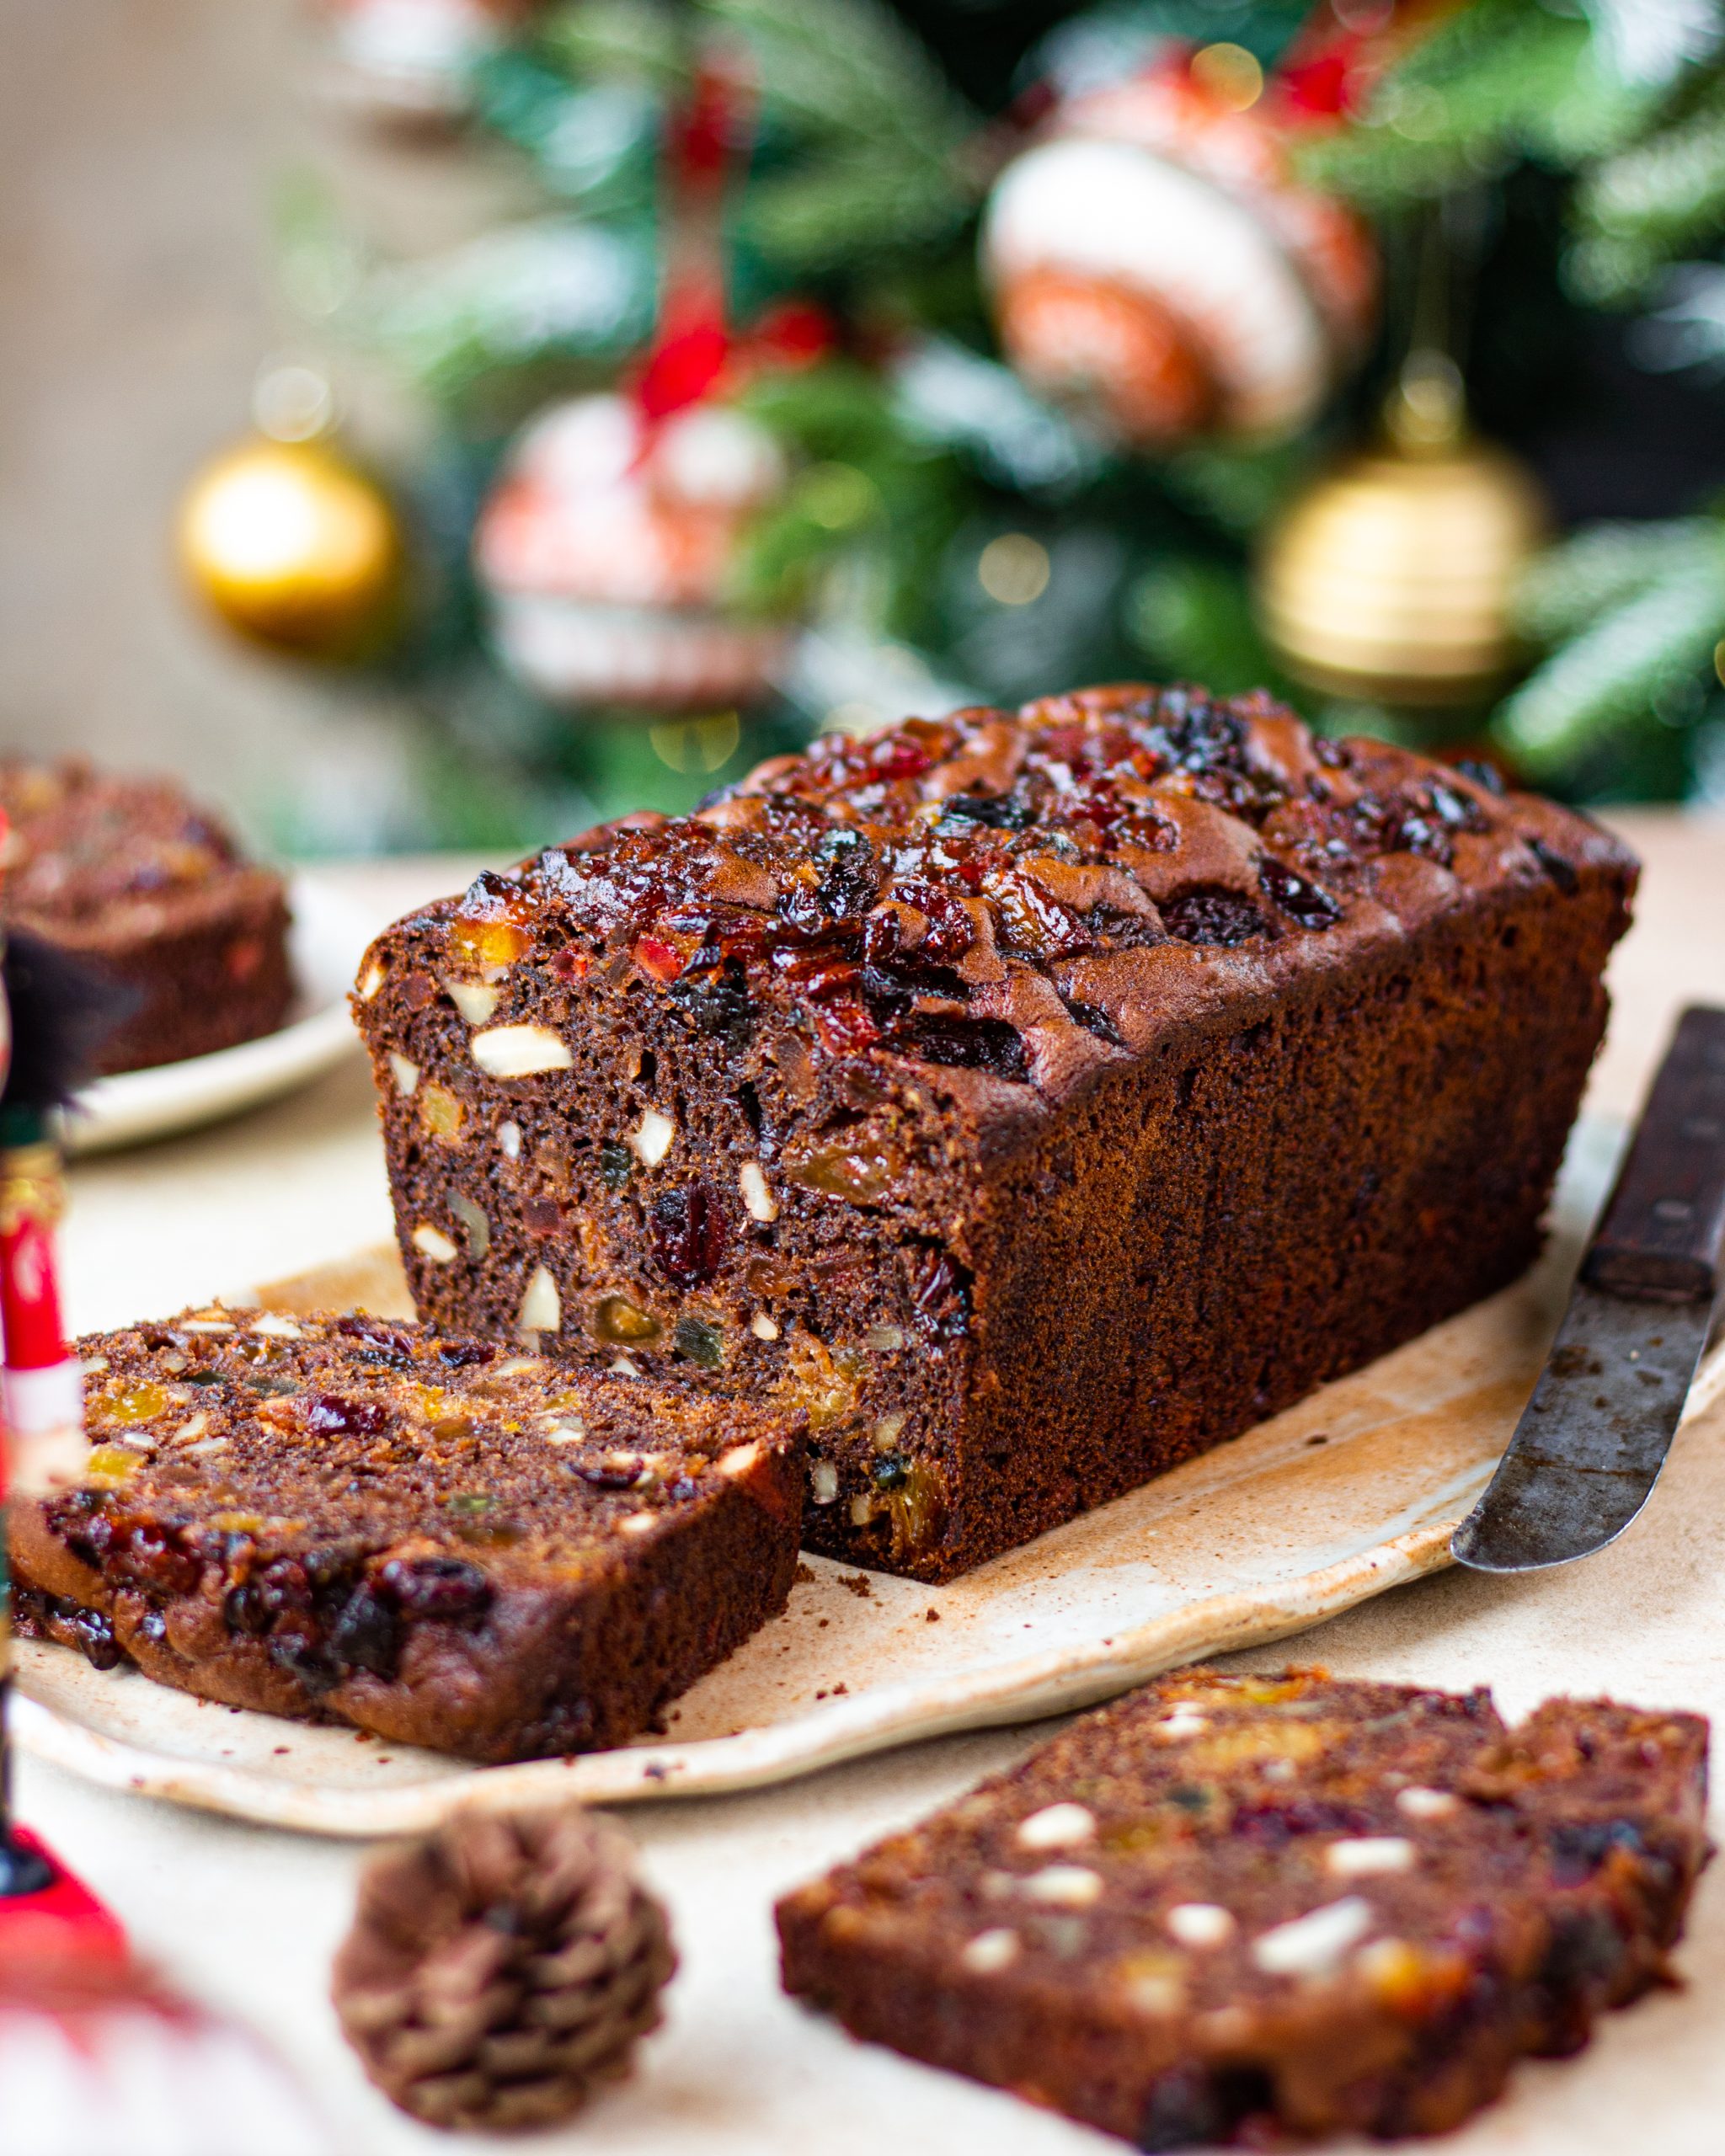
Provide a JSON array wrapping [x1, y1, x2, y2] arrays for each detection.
[[0, 759, 292, 1075], [10, 1306, 803, 1762], [777, 1668, 1710, 2148], [353, 683, 1635, 1582]]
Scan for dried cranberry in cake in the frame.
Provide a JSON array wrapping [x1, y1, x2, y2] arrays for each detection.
[[0, 759, 292, 1075], [777, 1669, 1711, 2148], [354, 681, 1636, 1582], [9, 1307, 803, 1763]]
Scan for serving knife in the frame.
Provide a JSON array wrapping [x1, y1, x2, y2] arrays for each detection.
[[1451, 1004, 1725, 1574]]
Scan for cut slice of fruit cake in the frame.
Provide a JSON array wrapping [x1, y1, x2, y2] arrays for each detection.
[[777, 1667, 1710, 2148], [11, 1305, 803, 1763]]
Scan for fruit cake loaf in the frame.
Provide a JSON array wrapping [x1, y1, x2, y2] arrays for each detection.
[[352, 682, 1636, 1583], [0, 758, 293, 1074], [9, 1305, 803, 1762], [777, 1668, 1711, 2148]]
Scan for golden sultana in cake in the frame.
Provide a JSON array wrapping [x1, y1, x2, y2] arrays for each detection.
[[353, 682, 1637, 1582]]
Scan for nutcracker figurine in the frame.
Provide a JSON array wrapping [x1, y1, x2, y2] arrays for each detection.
[[0, 894, 127, 1921]]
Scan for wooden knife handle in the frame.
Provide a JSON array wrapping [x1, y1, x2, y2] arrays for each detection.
[[1583, 1005, 1725, 1304]]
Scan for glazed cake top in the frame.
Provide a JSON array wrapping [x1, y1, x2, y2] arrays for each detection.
[[0, 759, 278, 935], [383, 685, 1632, 1097]]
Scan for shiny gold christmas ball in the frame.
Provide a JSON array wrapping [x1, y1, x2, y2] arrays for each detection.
[[178, 437, 403, 659], [1256, 360, 1546, 707]]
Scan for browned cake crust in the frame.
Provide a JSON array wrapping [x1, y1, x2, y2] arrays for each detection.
[[10, 1305, 803, 1762], [351, 684, 1637, 1582], [777, 1668, 1712, 2147], [0, 759, 293, 1075]]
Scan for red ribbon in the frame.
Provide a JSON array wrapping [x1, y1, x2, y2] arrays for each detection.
[[1274, 0, 1469, 125]]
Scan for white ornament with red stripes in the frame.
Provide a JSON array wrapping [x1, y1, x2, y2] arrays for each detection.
[[474, 392, 793, 710], [982, 67, 1375, 446]]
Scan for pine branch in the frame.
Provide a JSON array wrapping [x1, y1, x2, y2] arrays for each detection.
[[713, 0, 978, 268], [1570, 76, 1725, 300], [1510, 517, 1719, 638], [474, 51, 660, 213], [707, 0, 975, 156], [358, 219, 654, 402], [522, 0, 978, 273], [1303, 0, 1661, 211], [1158, 439, 1316, 539], [740, 149, 971, 270], [1125, 559, 1291, 699], [736, 359, 966, 641], [540, 0, 682, 88], [1494, 534, 1725, 774]]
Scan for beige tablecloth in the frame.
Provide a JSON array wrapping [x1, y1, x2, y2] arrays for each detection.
[[27, 814, 1725, 2155]]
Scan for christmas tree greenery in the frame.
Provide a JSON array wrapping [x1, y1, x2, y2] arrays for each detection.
[[276, 0, 1725, 850]]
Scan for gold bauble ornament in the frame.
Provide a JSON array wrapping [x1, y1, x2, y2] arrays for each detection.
[[1256, 355, 1546, 707], [178, 419, 403, 661]]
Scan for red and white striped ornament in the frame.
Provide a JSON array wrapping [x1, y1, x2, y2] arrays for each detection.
[[982, 56, 1377, 446], [475, 389, 793, 711], [474, 56, 805, 711]]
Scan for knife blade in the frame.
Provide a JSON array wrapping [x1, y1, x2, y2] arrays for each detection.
[[1451, 1003, 1725, 1574]]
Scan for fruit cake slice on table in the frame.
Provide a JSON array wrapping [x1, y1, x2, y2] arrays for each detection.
[[0, 759, 293, 1075], [353, 682, 1636, 1583], [777, 1668, 1711, 2148], [10, 1306, 803, 1763]]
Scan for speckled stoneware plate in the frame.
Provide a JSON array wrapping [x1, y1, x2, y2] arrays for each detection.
[[63, 877, 368, 1157], [19, 1116, 1721, 1838]]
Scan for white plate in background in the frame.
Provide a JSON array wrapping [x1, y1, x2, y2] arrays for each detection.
[[63, 876, 369, 1156]]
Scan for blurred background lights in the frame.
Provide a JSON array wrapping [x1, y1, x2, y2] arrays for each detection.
[[253, 363, 335, 445], [648, 711, 742, 774], [978, 533, 1052, 606], [1189, 42, 1263, 112], [184, 458, 330, 584], [795, 462, 879, 531], [827, 701, 886, 736]]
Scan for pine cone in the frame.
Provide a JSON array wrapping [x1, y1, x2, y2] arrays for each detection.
[[332, 1806, 675, 2133]]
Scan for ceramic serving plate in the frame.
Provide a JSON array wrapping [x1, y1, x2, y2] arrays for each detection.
[[19, 1115, 1720, 1837], [63, 877, 369, 1156]]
